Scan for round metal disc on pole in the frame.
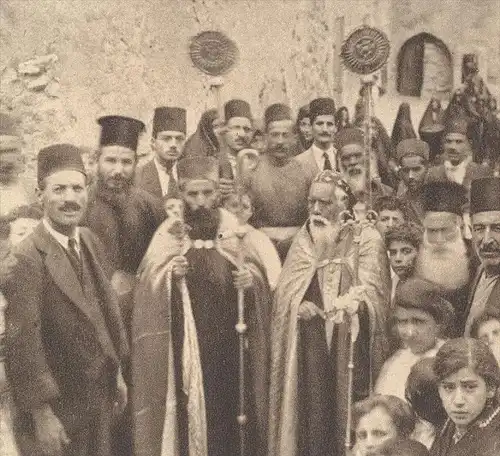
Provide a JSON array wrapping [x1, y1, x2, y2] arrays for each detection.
[[189, 30, 239, 76], [340, 26, 390, 75]]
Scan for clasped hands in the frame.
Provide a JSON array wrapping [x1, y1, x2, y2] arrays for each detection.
[[297, 285, 367, 321], [171, 255, 253, 289]]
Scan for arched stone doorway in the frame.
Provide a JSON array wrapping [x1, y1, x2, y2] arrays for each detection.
[[397, 33, 453, 98]]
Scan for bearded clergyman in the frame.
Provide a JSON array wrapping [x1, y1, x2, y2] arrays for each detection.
[[131, 157, 272, 456], [268, 170, 391, 456], [415, 181, 479, 336]]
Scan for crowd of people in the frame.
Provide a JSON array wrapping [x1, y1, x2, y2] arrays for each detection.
[[0, 69, 499, 456]]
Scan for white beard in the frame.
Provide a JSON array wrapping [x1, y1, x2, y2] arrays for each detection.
[[416, 231, 470, 291], [309, 216, 339, 257], [344, 170, 366, 195]]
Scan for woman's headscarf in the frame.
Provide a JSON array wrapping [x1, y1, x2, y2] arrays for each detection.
[[182, 108, 219, 157]]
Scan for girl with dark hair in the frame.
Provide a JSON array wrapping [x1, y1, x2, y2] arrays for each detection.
[[430, 338, 500, 456], [352, 394, 416, 456]]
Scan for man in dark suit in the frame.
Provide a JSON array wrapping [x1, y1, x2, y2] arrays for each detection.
[[464, 177, 500, 335], [4, 144, 128, 456], [136, 106, 186, 200]]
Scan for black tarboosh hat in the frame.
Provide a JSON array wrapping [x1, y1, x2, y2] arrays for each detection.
[[152, 107, 187, 137], [470, 177, 500, 214], [97, 115, 145, 152]]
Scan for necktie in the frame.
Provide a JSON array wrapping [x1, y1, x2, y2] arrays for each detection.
[[323, 152, 333, 171], [166, 166, 178, 197], [67, 237, 82, 280]]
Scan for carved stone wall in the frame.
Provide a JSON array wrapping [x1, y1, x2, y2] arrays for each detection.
[[0, 0, 498, 178]]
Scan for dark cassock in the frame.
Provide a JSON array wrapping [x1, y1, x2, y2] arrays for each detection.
[[84, 115, 166, 330], [131, 157, 272, 456], [4, 145, 128, 456], [136, 106, 186, 200], [415, 181, 479, 336], [464, 177, 500, 335], [242, 103, 310, 260], [268, 171, 391, 456]]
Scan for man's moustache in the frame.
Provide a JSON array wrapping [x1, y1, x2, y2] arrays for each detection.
[[60, 203, 81, 211]]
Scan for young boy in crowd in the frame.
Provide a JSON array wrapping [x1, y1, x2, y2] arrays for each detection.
[[384, 222, 423, 303], [375, 278, 454, 447], [375, 195, 407, 237], [470, 310, 500, 366]]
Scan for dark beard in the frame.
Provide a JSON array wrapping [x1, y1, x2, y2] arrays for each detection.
[[184, 206, 220, 240]]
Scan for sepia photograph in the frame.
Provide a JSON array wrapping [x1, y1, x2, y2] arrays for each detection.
[[0, 0, 499, 455]]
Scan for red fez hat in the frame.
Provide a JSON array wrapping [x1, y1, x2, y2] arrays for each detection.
[[396, 138, 430, 162], [335, 127, 364, 150], [37, 143, 86, 186], [264, 103, 292, 129], [444, 115, 472, 140], [309, 97, 336, 122], [97, 115, 145, 152], [471, 177, 500, 214], [422, 181, 467, 215], [177, 156, 219, 184], [224, 99, 252, 122], [152, 107, 187, 137]]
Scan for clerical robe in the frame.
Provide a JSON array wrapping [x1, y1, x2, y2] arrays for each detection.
[[268, 222, 391, 456], [131, 209, 272, 456]]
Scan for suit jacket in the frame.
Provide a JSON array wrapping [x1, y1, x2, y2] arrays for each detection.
[[295, 146, 338, 184], [4, 223, 128, 422], [136, 159, 178, 200], [465, 266, 500, 334]]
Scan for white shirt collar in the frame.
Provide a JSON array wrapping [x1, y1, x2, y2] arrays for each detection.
[[153, 158, 178, 195], [43, 218, 81, 253], [311, 143, 337, 171]]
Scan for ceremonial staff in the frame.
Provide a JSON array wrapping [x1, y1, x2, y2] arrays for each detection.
[[190, 31, 250, 456], [340, 25, 390, 451]]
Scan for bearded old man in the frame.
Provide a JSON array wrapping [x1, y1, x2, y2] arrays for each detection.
[[268, 170, 391, 456], [415, 181, 479, 336], [131, 156, 272, 456], [464, 177, 500, 335]]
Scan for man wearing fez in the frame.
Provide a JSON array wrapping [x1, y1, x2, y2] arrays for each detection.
[[131, 156, 272, 456], [336, 127, 393, 219], [296, 97, 338, 183], [395, 138, 430, 225], [426, 115, 491, 190], [268, 170, 391, 456], [464, 177, 500, 335], [84, 115, 165, 331], [241, 103, 309, 259], [4, 144, 128, 456], [136, 106, 186, 200], [0, 113, 35, 216], [415, 181, 479, 336], [219, 99, 253, 183]]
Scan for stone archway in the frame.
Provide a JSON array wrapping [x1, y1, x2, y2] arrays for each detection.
[[397, 33, 453, 97]]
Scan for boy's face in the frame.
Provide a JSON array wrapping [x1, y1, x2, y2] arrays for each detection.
[[394, 307, 440, 354], [477, 318, 500, 350], [388, 240, 418, 280], [164, 198, 184, 221]]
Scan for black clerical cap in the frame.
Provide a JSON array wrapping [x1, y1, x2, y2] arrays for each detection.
[[309, 97, 336, 122], [224, 99, 252, 122], [471, 177, 500, 214], [264, 103, 292, 129], [152, 107, 187, 137], [444, 114, 472, 140], [422, 181, 467, 215], [37, 143, 86, 186], [97, 115, 145, 152]]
